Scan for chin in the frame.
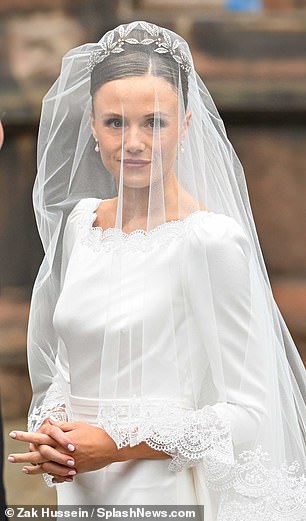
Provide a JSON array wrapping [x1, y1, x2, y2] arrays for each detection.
[[122, 180, 151, 189], [116, 170, 152, 189]]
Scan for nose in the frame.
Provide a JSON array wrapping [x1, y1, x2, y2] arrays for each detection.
[[124, 126, 146, 155]]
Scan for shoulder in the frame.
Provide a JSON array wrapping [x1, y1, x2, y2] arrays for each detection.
[[62, 198, 101, 253], [66, 197, 101, 228], [188, 211, 251, 260]]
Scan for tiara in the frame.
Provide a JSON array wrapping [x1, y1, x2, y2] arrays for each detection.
[[87, 21, 192, 75]]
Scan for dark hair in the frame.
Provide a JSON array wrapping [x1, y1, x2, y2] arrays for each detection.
[[90, 44, 189, 111]]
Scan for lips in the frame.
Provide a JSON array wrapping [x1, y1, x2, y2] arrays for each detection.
[[121, 159, 151, 168], [122, 159, 151, 165]]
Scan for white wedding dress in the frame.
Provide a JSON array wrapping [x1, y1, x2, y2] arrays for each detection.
[[50, 197, 264, 518]]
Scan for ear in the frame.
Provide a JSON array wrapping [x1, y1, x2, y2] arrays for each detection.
[[185, 110, 192, 130], [181, 110, 192, 141], [90, 110, 97, 140]]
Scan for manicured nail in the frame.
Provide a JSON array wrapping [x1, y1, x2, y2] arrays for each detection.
[[65, 477, 73, 482], [67, 470, 76, 476], [67, 460, 75, 467], [9, 431, 17, 438], [7, 455, 15, 462], [67, 444, 75, 452], [22, 467, 29, 474]]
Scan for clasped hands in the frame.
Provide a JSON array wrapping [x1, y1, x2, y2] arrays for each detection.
[[8, 419, 169, 484], [7, 419, 121, 484]]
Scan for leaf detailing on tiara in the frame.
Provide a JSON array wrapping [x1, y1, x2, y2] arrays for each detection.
[[87, 21, 192, 75]]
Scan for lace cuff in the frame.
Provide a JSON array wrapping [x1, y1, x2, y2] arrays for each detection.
[[98, 399, 306, 518], [150, 407, 234, 475], [98, 399, 233, 478], [28, 381, 68, 432], [28, 381, 69, 488]]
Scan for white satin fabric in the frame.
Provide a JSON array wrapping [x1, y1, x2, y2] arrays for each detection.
[[52, 197, 256, 517]]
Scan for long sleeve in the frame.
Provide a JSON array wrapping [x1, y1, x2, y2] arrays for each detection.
[[27, 199, 91, 487], [28, 200, 94, 431], [177, 214, 306, 517], [189, 213, 267, 423], [27, 200, 90, 434], [147, 214, 266, 480], [28, 197, 104, 433]]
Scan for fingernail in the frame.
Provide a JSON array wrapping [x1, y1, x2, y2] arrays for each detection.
[[67, 470, 76, 476], [9, 431, 17, 438], [49, 415, 59, 422], [67, 459, 75, 467], [67, 444, 75, 452], [7, 456, 15, 462], [22, 467, 29, 474], [65, 477, 73, 482]]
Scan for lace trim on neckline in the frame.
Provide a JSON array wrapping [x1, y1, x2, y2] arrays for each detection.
[[78, 199, 211, 253]]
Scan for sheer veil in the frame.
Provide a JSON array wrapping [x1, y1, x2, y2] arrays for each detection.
[[27, 21, 305, 519]]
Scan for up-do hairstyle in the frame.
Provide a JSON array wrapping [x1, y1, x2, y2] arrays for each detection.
[[90, 30, 189, 111]]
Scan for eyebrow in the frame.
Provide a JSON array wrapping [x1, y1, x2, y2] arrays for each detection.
[[101, 112, 170, 118], [101, 112, 122, 118]]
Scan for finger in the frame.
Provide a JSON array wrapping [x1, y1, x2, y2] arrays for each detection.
[[39, 424, 75, 452], [8, 451, 48, 465], [52, 476, 74, 484], [22, 464, 44, 475], [29, 441, 67, 458], [41, 461, 77, 478], [38, 444, 76, 468], [9, 430, 56, 447], [22, 463, 76, 483], [48, 419, 66, 427], [48, 420, 80, 432], [22, 466, 74, 482]]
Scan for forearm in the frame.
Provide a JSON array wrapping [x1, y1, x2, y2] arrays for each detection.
[[116, 441, 170, 462]]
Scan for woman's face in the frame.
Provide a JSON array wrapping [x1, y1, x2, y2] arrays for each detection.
[[91, 74, 190, 189]]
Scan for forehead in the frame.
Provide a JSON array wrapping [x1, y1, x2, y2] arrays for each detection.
[[93, 75, 178, 113]]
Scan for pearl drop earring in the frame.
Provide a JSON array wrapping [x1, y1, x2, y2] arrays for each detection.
[[95, 139, 99, 152], [180, 142, 185, 153]]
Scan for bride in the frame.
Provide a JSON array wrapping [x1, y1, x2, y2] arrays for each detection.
[[8, 21, 305, 520]]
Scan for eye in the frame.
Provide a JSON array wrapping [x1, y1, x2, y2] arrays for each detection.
[[147, 118, 166, 129], [105, 118, 123, 128]]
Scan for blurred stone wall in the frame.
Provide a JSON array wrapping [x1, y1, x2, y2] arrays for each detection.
[[0, 0, 305, 418]]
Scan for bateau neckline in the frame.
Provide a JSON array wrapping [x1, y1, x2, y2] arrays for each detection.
[[89, 198, 211, 237]]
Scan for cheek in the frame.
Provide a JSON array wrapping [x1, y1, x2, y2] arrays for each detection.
[[98, 132, 121, 158], [159, 129, 179, 160]]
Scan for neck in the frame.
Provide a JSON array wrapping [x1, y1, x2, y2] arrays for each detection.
[[117, 172, 180, 223]]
